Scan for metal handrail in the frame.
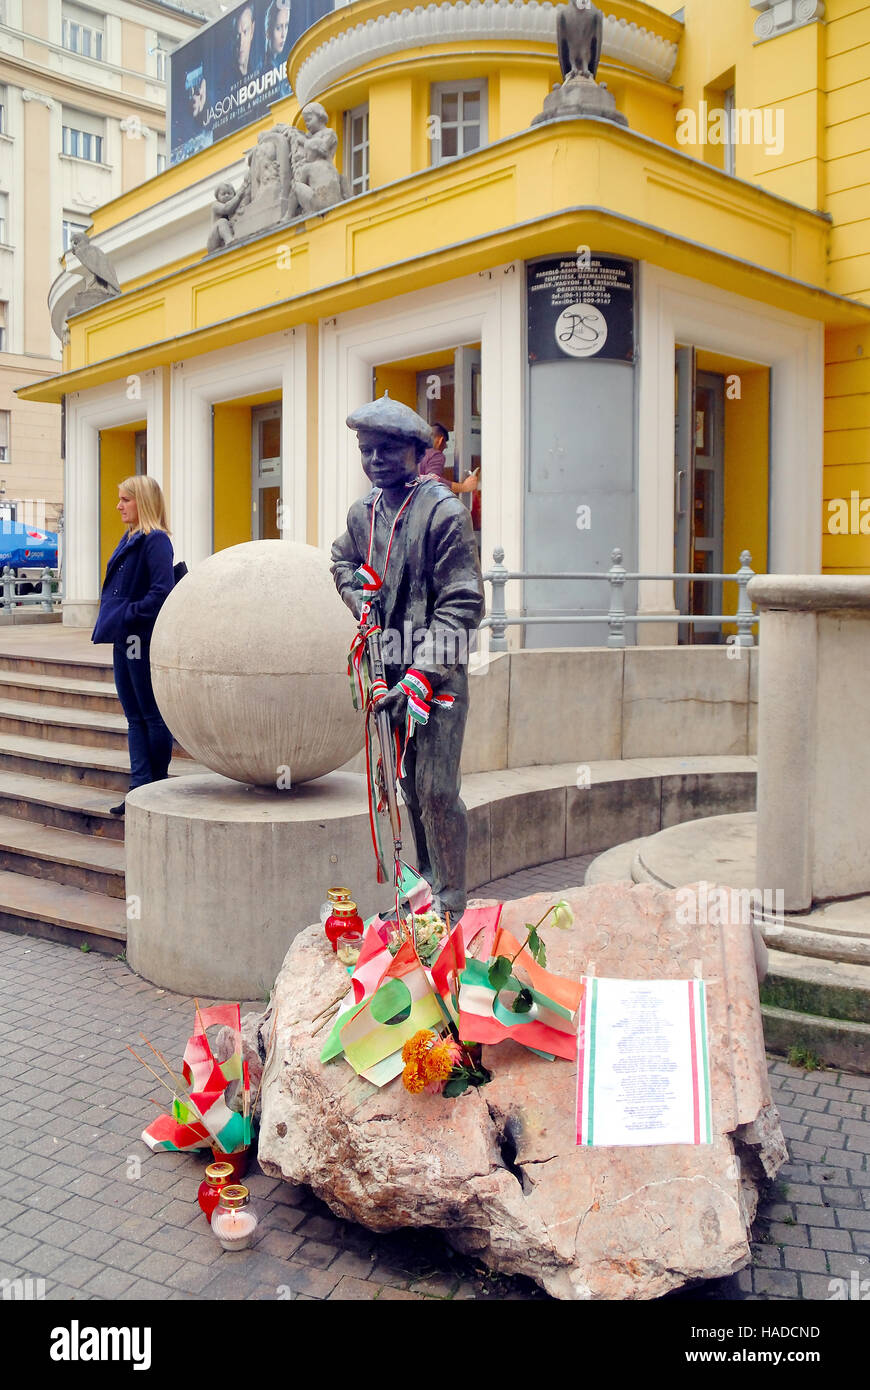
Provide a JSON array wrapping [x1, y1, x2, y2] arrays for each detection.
[[480, 547, 758, 651]]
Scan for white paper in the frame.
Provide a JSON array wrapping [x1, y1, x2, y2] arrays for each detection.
[[576, 977, 711, 1146]]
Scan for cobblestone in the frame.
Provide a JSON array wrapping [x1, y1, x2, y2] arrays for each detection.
[[3, 855, 869, 1302]]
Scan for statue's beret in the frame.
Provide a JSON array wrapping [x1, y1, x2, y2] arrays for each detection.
[[346, 394, 433, 447]]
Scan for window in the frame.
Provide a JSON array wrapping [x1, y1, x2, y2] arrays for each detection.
[[63, 216, 90, 251], [344, 104, 369, 196], [61, 108, 105, 163], [430, 82, 487, 165], [0, 85, 7, 137], [0, 193, 7, 245], [156, 136, 166, 174], [0, 303, 6, 353], [62, 4, 105, 60], [723, 86, 736, 176], [0, 411, 8, 461]]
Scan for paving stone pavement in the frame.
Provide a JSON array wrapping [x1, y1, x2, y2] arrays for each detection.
[[1, 853, 868, 1302]]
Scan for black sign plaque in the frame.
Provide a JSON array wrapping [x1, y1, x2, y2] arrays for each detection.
[[527, 255, 635, 364]]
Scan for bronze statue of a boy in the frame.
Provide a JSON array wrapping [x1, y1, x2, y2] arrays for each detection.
[[331, 396, 484, 918]]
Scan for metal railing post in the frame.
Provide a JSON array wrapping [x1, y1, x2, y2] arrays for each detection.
[[40, 568, 53, 612], [487, 547, 509, 653], [735, 550, 755, 647], [607, 547, 626, 648]]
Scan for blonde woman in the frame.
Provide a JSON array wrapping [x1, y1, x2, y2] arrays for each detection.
[[92, 476, 175, 816]]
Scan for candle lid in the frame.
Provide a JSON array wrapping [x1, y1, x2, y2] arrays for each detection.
[[204, 1161, 234, 1183], [333, 900, 358, 916], [327, 887, 351, 901], [218, 1184, 249, 1209]]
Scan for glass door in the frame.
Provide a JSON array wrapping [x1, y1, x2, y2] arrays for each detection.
[[251, 404, 281, 540], [674, 354, 725, 644]]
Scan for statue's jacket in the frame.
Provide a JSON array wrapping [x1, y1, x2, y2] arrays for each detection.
[[331, 477, 485, 701]]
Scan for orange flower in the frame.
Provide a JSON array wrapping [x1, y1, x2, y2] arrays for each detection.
[[425, 1039, 461, 1083], [401, 1029, 436, 1064], [402, 1061, 427, 1094]]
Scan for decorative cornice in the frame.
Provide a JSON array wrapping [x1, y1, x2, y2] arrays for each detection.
[[21, 89, 55, 108], [295, 1, 679, 106], [751, 0, 824, 42]]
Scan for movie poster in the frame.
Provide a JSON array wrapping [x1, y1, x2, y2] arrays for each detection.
[[169, 0, 333, 166]]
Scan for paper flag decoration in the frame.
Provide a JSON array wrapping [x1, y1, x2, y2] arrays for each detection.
[[457, 927, 584, 1061], [142, 1002, 250, 1155]]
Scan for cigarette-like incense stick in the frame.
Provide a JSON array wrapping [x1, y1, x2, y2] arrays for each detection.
[[139, 1033, 185, 1092], [126, 1045, 178, 1099]]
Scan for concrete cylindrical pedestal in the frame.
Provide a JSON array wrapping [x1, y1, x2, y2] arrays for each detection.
[[126, 772, 395, 999]]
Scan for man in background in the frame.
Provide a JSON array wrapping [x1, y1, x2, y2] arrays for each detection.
[[419, 423, 479, 495]]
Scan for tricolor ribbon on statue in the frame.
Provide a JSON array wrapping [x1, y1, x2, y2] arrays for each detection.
[[396, 668, 456, 777], [347, 621, 381, 711]]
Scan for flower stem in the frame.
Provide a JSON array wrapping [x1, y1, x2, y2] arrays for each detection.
[[507, 904, 556, 967]]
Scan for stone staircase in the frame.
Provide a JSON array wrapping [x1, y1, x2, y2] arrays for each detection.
[[0, 642, 200, 953]]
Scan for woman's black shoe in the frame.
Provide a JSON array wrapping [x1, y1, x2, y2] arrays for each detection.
[[109, 802, 126, 817]]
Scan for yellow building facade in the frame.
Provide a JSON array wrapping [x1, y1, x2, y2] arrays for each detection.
[[20, 0, 870, 634]]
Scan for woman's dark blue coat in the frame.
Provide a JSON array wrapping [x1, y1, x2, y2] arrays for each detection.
[[91, 529, 174, 645]]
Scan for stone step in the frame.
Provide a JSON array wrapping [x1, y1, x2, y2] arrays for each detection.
[[762, 949, 870, 1026], [0, 668, 122, 714], [0, 649, 114, 684], [762, 1004, 870, 1076], [0, 866, 126, 952], [0, 731, 204, 792], [0, 769, 126, 840], [0, 696, 130, 752], [0, 811, 125, 897], [583, 839, 646, 886]]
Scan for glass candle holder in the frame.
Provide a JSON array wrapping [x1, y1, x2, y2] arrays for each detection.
[[211, 1184, 258, 1251], [197, 1161, 234, 1221], [320, 886, 352, 927], [336, 930, 363, 968], [325, 900, 363, 952]]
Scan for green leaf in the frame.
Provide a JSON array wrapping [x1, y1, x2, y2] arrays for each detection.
[[511, 987, 534, 1014], [488, 955, 513, 992], [442, 1076, 470, 1098], [536, 938, 547, 969], [527, 929, 547, 967]]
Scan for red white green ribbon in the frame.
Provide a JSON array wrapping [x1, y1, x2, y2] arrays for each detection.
[[396, 668, 455, 776]]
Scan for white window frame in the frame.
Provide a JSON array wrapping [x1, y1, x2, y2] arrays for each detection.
[[62, 6, 105, 61], [723, 87, 736, 177], [63, 216, 90, 251], [430, 81, 487, 166], [0, 85, 7, 138], [344, 103, 369, 197], [0, 192, 8, 245], [62, 127, 103, 162], [0, 409, 9, 460]]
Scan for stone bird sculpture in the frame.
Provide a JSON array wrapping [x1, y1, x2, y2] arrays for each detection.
[[557, 0, 604, 82], [68, 232, 121, 296]]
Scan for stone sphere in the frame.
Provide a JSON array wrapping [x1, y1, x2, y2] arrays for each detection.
[[150, 541, 364, 787]]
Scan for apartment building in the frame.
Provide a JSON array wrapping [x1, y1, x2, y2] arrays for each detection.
[[0, 0, 211, 530]]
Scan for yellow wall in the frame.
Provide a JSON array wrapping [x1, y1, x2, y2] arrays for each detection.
[[722, 367, 770, 578], [373, 366, 417, 409], [826, 2, 870, 301], [99, 426, 140, 576], [823, 325, 870, 573], [213, 404, 252, 553]]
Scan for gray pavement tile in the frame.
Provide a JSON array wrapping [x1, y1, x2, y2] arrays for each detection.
[[329, 1274, 379, 1300], [6, 1208, 55, 1238], [80, 1266, 138, 1300], [116, 1278, 172, 1301], [752, 1269, 799, 1297], [294, 1240, 339, 1269], [781, 1247, 828, 1274], [826, 1251, 870, 1278], [38, 1216, 88, 1250], [65, 1229, 119, 1261], [766, 1222, 809, 1247], [796, 1204, 837, 1227], [255, 1229, 304, 1260], [12, 1243, 70, 1277], [800, 1273, 839, 1299], [132, 1249, 185, 1283], [809, 1227, 853, 1251], [165, 1261, 219, 1295], [50, 1254, 109, 1290], [839, 1207, 870, 1230], [101, 1239, 155, 1273], [0, 1233, 38, 1263]]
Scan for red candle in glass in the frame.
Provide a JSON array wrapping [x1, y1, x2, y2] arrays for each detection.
[[325, 900, 363, 952], [198, 1161, 234, 1220]]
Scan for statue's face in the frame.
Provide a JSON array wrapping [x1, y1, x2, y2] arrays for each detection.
[[356, 428, 419, 491], [305, 107, 326, 133]]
